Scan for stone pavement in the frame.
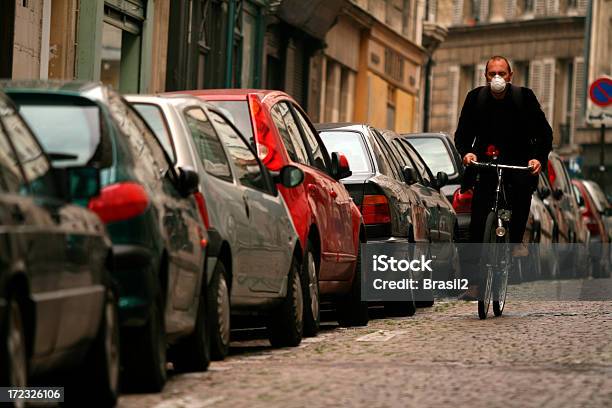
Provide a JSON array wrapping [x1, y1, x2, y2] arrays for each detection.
[[119, 279, 612, 408]]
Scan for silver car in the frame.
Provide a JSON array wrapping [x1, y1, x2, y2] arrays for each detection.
[[127, 95, 306, 359]]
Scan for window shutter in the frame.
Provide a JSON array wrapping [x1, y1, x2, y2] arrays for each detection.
[[479, 0, 490, 22], [529, 60, 543, 109], [452, 0, 464, 24], [534, 0, 546, 15], [449, 66, 460, 131], [546, 0, 559, 15], [572, 57, 585, 131], [474, 63, 487, 88], [576, 0, 588, 13], [533, 59, 555, 122], [505, 0, 517, 19]]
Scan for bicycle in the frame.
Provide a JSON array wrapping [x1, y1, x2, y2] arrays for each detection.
[[470, 160, 533, 319]]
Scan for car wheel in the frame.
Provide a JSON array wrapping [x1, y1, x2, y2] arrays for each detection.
[[172, 279, 210, 372], [1, 297, 28, 408], [336, 244, 369, 327], [267, 255, 303, 347], [302, 241, 320, 337], [122, 290, 166, 392], [75, 285, 120, 405], [208, 260, 230, 360]]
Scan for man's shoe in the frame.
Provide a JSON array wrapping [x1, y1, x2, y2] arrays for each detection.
[[512, 243, 529, 257], [458, 285, 479, 301]]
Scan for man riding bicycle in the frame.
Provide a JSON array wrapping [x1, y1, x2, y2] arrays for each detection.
[[455, 56, 553, 300]]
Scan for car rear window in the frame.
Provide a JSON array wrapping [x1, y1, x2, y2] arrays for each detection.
[[209, 100, 254, 143], [319, 130, 371, 173], [584, 181, 609, 213], [408, 137, 456, 176], [12, 95, 108, 168], [132, 103, 175, 162]]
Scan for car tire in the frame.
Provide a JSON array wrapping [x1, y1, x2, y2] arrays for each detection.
[[74, 285, 120, 406], [122, 290, 166, 392], [336, 245, 369, 327], [208, 260, 230, 360], [267, 255, 303, 347], [0, 297, 28, 400], [172, 280, 210, 372], [302, 241, 320, 337]]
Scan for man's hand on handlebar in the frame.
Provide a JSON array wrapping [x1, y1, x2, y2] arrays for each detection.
[[463, 153, 477, 166], [528, 159, 541, 175]]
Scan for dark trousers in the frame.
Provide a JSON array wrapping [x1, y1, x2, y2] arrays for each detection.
[[461, 171, 534, 281]]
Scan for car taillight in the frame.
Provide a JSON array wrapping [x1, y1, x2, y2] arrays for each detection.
[[88, 182, 150, 224], [362, 195, 391, 225], [452, 188, 473, 213], [193, 191, 211, 230], [582, 211, 600, 236], [248, 94, 283, 171]]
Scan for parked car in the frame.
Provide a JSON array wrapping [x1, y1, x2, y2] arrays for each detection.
[[178, 89, 368, 333], [4, 81, 210, 392], [317, 124, 458, 309], [403, 133, 469, 242], [127, 94, 306, 359], [547, 152, 590, 277], [0, 90, 119, 405], [580, 180, 612, 243], [572, 179, 611, 278]]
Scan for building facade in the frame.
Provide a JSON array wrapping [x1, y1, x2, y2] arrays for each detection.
[[429, 0, 588, 154]]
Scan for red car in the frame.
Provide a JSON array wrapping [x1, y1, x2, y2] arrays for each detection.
[[177, 89, 368, 333]]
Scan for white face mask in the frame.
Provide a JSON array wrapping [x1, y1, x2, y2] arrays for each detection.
[[490, 75, 507, 93]]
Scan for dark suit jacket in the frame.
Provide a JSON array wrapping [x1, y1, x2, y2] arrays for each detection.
[[454, 85, 553, 169]]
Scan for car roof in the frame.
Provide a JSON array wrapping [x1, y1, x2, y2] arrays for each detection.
[[315, 122, 371, 132], [1, 80, 104, 96], [167, 88, 276, 101], [401, 132, 451, 139]]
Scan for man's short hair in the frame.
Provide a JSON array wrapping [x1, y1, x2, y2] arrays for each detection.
[[485, 56, 512, 74]]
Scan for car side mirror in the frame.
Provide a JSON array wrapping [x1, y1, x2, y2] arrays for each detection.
[[435, 171, 449, 189], [177, 166, 200, 197], [275, 165, 304, 188], [331, 152, 352, 180], [552, 188, 564, 200], [539, 186, 551, 199], [52, 166, 101, 202], [402, 166, 418, 185]]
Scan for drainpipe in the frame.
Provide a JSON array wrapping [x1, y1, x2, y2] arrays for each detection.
[[225, 0, 236, 87], [423, 56, 433, 132], [582, 0, 593, 121]]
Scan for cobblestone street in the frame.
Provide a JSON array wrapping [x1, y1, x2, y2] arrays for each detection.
[[120, 279, 612, 408]]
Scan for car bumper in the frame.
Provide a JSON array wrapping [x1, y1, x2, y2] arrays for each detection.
[[112, 244, 157, 327]]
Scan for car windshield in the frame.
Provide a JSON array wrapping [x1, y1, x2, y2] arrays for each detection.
[[15, 98, 103, 168], [319, 130, 371, 173], [209, 100, 254, 143], [584, 181, 610, 213], [407, 137, 456, 176], [132, 103, 175, 162]]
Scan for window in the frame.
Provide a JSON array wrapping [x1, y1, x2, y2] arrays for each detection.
[[208, 110, 267, 192], [0, 123, 24, 192], [292, 106, 327, 171], [270, 102, 309, 164], [212, 100, 254, 143], [401, 140, 433, 185], [408, 138, 457, 176], [372, 131, 402, 180], [183, 108, 232, 180], [2, 112, 55, 197], [319, 131, 371, 173], [132, 103, 176, 162]]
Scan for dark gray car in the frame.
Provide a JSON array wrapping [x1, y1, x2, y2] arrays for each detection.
[[128, 95, 305, 360]]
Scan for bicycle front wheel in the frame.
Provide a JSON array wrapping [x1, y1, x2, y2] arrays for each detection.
[[478, 211, 497, 320]]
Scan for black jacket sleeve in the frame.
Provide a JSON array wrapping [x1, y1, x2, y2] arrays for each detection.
[[524, 88, 553, 169], [454, 88, 480, 159]]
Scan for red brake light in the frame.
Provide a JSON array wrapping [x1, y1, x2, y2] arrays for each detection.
[[452, 188, 473, 214], [247, 94, 283, 171], [362, 195, 391, 225], [193, 191, 211, 230], [548, 161, 556, 187], [88, 182, 150, 224]]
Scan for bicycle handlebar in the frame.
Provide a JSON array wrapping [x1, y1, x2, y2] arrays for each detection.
[[470, 161, 533, 171]]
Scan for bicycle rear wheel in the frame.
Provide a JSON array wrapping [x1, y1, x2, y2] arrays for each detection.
[[478, 212, 497, 320]]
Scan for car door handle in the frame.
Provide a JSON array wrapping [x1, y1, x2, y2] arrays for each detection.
[[243, 195, 250, 218], [307, 184, 317, 194], [329, 189, 337, 198]]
